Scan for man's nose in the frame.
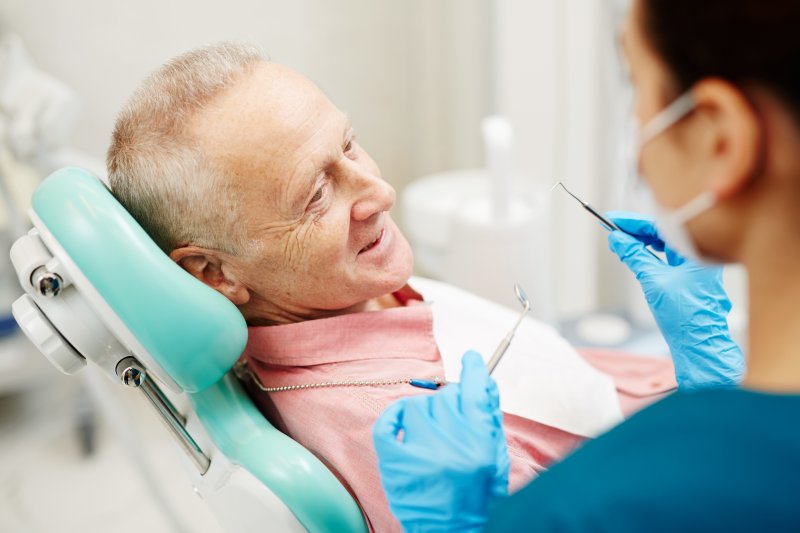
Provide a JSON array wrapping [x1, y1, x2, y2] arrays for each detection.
[[350, 170, 396, 222]]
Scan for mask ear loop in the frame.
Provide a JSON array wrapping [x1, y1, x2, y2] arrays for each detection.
[[672, 190, 718, 223], [624, 92, 697, 207], [639, 92, 713, 226], [640, 92, 698, 145]]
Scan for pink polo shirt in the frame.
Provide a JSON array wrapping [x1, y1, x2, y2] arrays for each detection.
[[242, 287, 674, 532]]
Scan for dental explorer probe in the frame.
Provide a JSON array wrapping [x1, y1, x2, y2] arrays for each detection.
[[487, 284, 531, 375], [553, 181, 623, 231], [552, 182, 662, 261]]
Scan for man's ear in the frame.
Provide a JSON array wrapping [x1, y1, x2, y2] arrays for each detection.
[[169, 246, 250, 306], [692, 78, 763, 200]]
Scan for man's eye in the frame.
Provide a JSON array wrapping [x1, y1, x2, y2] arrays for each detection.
[[309, 184, 325, 205]]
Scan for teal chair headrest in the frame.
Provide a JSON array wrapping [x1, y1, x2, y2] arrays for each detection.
[[31, 167, 247, 392]]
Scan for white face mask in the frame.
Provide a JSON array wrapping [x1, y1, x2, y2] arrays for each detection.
[[629, 91, 718, 263]]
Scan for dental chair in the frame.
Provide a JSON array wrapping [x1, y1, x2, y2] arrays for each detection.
[[9, 167, 369, 533]]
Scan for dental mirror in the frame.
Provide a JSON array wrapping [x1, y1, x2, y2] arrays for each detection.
[[487, 284, 531, 375], [515, 283, 531, 313]]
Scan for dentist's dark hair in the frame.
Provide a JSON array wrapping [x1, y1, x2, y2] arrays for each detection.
[[641, 0, 800, 120]]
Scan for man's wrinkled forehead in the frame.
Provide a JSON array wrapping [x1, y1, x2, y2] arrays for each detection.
[[188, 62, 340, 204], [190, 62, 325, 147]]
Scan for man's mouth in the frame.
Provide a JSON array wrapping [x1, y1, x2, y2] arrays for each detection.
[[359, 228, 385, 254]]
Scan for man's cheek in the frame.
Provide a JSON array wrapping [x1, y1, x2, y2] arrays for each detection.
[[279, 224, 317, 271]]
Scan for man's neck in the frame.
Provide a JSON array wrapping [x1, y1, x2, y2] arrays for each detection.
[[244, 292, 402, 326], [361, 293, 402, 312]]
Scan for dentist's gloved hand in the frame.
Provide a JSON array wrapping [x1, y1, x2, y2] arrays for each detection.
[[606, 211, 744, 389], [373, 351, 509, 533]]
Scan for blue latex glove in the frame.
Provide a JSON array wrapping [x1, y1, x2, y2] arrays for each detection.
[[606, 211, 744, 389], [372, 351, 509, 532]]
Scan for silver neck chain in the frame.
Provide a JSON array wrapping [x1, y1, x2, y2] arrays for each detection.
[[234, 360, 444, 393]]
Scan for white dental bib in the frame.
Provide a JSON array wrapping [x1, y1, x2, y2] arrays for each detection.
[[411, 277, 624, 438]]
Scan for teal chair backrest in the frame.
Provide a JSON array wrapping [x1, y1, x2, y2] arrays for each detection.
[[31, 168, 369, 532], [31, 167, 247, 392]]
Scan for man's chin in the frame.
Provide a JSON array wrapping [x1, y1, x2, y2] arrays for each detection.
[[387, 273, 413, 295], [358, 259, 414, 304], [373, 268, 413, 298]]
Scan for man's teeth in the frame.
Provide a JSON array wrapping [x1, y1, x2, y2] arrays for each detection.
[[362, 230, 382, 252]]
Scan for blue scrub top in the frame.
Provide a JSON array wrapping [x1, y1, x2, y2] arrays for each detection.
[[486, 388, 800, 532]]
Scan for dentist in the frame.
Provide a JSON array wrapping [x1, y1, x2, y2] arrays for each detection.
[[373, 0, 800, 530]]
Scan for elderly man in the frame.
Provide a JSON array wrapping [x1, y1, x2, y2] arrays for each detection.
[[107, 43, 674, 532], [109, 45, 412, 324]]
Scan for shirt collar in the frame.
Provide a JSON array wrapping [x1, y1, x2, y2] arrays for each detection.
[[243, 285, 439, 367]]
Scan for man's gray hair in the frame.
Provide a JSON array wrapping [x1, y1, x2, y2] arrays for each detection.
[[107, 42, 265, 255]]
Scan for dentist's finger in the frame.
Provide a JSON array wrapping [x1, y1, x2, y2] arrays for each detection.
[[606, 210, 666, 250], [459, 350, 496, 424], [372, 398, 408, 448], [608, 230, 664, 278]]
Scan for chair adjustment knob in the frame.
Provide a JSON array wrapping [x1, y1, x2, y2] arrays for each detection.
[[31, 266, 64, 298], [11, 295, 86, 375], [116, 356, 146, 387]]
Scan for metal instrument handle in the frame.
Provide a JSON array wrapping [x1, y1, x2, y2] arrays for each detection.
[[116, 357, 210, 474]]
